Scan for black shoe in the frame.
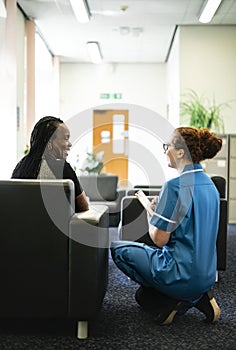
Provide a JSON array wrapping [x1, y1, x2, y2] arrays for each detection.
[[155, 301, 183, 325], [135, 286, 164, 312], [194, 290, 221, 322], [135, 286, 183, 325]]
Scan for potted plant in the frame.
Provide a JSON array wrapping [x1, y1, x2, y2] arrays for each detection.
[[180, 89, 228, 133], [80, 151, 105, 175]]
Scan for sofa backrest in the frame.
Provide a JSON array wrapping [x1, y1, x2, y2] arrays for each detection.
[[0, 179, 74, 317], [79, 175, 118, 201], [211, 176, 226, 198], [120, 195, 155, 244]]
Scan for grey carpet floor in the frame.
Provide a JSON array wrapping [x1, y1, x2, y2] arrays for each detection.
[[0, 226, 235, 350]]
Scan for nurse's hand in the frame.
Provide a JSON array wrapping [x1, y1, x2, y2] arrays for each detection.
[[150, 196, 158, 211]]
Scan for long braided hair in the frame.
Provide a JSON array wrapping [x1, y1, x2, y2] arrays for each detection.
[[12, 116, 63, 178]]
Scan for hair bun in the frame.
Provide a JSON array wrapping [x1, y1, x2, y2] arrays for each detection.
[[198, 128, 222, 160]]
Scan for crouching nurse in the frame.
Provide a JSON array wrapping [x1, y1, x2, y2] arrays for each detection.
[[111, 126, 222, 325]]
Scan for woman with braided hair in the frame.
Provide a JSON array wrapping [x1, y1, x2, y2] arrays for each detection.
[[111, 126, 222, 325], [12, 116, 89, 212]]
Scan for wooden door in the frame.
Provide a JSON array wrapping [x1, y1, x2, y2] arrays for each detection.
[[93, 110, 129, 187]]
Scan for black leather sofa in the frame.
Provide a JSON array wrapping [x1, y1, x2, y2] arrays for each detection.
[[0, 179, 109, 338]]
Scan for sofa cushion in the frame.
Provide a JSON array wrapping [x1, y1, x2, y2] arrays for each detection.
[[79, 175, 118, 201]]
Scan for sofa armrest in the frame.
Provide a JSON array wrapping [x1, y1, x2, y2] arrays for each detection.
[[117, 188, 126, 199], [68, 205, 109, 318], [72, 205, 109, 225]]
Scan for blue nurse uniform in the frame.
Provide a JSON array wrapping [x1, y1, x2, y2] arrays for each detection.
[[111, 164, 220, 303]]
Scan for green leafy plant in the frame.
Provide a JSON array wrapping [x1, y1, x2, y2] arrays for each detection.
[[180, 90, 228, 133], [24, 145, 30, 155], [80, 151, 105, 174]]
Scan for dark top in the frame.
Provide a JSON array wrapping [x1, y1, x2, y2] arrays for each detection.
[[45, 158, 83, 198]]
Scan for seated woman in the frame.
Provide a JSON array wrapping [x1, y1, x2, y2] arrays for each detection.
[[12, 116, 89, 212], [111, 126, 222, 325]]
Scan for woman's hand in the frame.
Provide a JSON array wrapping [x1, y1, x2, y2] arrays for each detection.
[[76, 191, 89, 212]]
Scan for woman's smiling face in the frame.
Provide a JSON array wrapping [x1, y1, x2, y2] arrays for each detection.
[[51, 123, 72, 159]]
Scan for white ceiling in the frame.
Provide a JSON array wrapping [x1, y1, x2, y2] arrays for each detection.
[[17, 0, 236, 63]]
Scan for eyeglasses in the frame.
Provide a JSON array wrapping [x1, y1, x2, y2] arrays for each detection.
[[163, 143, 170, 152], [163, 143, 185, 153]]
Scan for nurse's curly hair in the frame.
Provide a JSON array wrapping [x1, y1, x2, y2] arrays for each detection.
[[172, 126, 222, 163]]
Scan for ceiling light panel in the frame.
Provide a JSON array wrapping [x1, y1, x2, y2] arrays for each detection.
[[199, 0, 223, 23], [69, 0, 91, 23], [87, 41, 103, 64]]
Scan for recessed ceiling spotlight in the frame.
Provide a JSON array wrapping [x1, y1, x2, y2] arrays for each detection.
[[120, 5, 128, 12]]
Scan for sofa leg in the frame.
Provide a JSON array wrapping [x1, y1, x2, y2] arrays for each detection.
[[77, 321, 88, 339]]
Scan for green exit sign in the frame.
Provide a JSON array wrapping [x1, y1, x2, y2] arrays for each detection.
[[100, 93, 110, 99], [113, 93, 122, 99], [100, 93, 122, 99]]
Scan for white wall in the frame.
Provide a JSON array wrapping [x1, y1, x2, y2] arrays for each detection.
[[60, 62, 177, 186], [60, 63, 167, 119], [0, 0, 17, 179], [15, 16, 60, 161], [179, 26, 236, 133], [4, 18, 234, 184], [167, 27, 180, 128], [65, 103, 176, 188], [35, 33, 60, 123], [16, 7, 26, 160], [60, 25, 236, 185]]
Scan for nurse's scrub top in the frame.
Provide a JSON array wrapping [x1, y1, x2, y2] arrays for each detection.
[[149, 163, 220, 302]]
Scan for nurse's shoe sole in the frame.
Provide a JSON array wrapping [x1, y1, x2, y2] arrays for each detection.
[[194, 290, 221, 322], [156, 301, 184, 325]]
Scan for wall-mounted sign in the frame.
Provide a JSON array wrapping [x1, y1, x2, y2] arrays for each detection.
[[100, 93, 122, 99], [113, 93, 122, 99]]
